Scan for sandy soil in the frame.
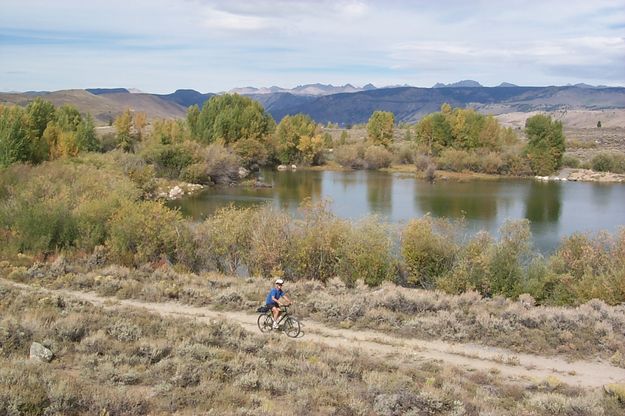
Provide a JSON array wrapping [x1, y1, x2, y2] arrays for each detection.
[[4, 278, 625, 389]]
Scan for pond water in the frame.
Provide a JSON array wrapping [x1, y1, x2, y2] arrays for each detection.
[[169, 169, 625, 253]]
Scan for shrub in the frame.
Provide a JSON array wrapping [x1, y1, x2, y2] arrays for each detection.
[[338, 216, 396, 287], [562, 154, 581, 168], [286, 199, 349, 282], [437, 148, 480, 172], [487, 220, 532, 298], [194, 205, 255, 274], [247, 206, 291, 278], [401, 216, 459, 288], [364, 145, 393, 169], [334, 144, 366, 169], [232, 137, 270, 169], [591, 152, 625, 174], [476, 151, 504, 174], [106, 201, 184, 266], [391, 141, 417, 165]]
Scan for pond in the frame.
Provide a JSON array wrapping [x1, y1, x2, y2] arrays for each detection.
[[169, 169, 625, 253]]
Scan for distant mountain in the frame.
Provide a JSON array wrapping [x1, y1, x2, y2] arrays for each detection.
[[433, 80, 483, 88], [260, 85, 625, 125], [2, 84, 624, 127], [156, 89, 215, 108], [86, 88, 130, 95], [498, 82, 518, 88], [230, 83, 376, 96]]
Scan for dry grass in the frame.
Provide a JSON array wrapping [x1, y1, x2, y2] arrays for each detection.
[[4, 259, 625, 368], [2, 281, 624, 415]]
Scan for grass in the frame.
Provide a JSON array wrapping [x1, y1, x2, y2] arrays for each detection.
[[2, 280, 624, 416], [3, 259, 625, 368]]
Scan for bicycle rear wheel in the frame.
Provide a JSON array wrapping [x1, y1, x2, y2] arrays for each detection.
[[282, 316, 300, 338], [257, 314, 273, 333]]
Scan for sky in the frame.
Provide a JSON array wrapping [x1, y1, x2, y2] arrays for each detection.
[[1, 0, 624, 93]]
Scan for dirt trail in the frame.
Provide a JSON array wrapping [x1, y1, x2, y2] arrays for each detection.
[[4, 279, 625, 389]]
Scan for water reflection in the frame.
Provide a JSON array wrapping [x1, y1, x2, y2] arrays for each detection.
[[367, 172, 393, 216], [524, 181, 562, 224], [415, 181, 499, 221], [269, 170, 322, 209]]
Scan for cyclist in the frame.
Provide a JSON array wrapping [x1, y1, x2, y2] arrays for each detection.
[[265, 278, 291, 329]]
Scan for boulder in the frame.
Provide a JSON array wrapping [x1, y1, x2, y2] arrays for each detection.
[[30, 342, 54, 362], [168, 185, 184, 200], [239, 167, 250, 178]]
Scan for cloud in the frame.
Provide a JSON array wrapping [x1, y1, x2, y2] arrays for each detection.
[[1, 0, 624, 91]]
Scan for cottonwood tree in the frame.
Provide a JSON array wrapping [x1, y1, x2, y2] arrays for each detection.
[[524, 114, 565, 176], [367, 111, 394, 147]]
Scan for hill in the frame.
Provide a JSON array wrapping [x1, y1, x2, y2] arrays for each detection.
[[262, 85, 625, 125], [2, 84, 624, 127]]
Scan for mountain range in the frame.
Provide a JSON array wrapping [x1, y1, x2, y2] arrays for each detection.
[[1, 82, 624, 126]]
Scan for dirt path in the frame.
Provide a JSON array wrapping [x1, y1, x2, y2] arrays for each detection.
[[4, 279, 625, 389]]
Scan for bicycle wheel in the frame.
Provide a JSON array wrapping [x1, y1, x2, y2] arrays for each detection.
[[257, 314, 273, 333], [282, 316, 300, 338]]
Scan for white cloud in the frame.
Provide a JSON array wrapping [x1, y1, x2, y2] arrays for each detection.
[[1, 0, 624, 91]]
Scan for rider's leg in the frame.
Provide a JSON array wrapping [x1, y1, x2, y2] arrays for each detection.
[[272, 306, 280, 328]]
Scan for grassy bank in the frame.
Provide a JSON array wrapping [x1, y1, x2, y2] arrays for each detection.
[[2, 281, 625, 415]]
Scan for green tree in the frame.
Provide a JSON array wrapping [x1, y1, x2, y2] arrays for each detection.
[[186, 105, 200, 140], [0, 105, 32, 167], [524, 114, 565, 175], [26, 97, 55, 139], [55, 105, 82, 132], [75, 114, 99, 152], [276, 113, 323, 164], [193, 94, 275, 144], [367, 111, 394, 147]]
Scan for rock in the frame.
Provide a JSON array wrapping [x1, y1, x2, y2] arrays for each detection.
[[291, 164, 297, 170], [30, 342, 54, 362], [239, 167, 250, 179], [277, 165, 288, 171], [168, 186, 184, 200]]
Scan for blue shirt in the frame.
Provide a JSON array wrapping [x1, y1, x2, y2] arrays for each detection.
[[265, 288, 284, 305]]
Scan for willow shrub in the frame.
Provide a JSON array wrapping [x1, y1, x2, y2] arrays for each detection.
[[337, 216, 397, 287], [401, 216, 459, 289], [286, 199, 349, 282], [547, 229, 625, 305], [193, 205, 255, 274], [247, 206, 291, 278], [106, 201, 184, 266], [0, 158, 140, 255]]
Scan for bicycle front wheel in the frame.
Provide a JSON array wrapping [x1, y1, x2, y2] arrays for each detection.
[[257, 314, 273, 333], [282, 316, 300, 338]]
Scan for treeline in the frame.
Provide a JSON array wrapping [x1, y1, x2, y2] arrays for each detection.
[[2, 95, 569, 177], [0, 99, 98, 167], [2, 157, 623, 307]]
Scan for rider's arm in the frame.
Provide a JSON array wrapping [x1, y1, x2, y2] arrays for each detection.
[[281, 294, 291, 305]]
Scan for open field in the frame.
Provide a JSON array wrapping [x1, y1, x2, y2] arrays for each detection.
[[2, 276, 625, 415]]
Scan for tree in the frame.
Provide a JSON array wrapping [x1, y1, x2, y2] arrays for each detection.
[[367, 111, 394, 147], [26, 98, 55, 139], [75, 114, 99, 152], [275, 113, 323, 164], [192, 94, 275, 144], [0, 105, 32, 167], [114, 109, 135, 152], [524, 114, 565, 176]]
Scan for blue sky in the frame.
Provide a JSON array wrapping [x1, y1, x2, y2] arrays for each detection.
[[1, 0, 624, 93]]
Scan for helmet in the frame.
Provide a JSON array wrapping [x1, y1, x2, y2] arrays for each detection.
[[275, 279, 284, 285]]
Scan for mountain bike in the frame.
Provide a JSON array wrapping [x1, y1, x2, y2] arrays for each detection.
[[257, 305, 300, 338]]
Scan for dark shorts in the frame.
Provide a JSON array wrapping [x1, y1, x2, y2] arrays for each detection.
[[267, 302, 279, 309]]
